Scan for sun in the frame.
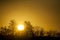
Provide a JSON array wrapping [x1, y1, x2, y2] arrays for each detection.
[[17, 24, 24, 31]]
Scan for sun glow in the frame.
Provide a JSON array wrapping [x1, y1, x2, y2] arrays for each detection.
[[17, 24, 24, 31]]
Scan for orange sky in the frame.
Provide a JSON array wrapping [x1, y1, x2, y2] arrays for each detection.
[[0, 0, 59, 32]]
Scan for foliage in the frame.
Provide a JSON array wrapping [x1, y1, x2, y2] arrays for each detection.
[[0, 20, 60, 40], [24, 21, 34, 38]]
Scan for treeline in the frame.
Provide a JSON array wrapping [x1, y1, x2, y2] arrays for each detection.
[[0, 20, 60, 39]]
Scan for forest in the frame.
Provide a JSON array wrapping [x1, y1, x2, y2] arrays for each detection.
[[0, 20, 60, 40]]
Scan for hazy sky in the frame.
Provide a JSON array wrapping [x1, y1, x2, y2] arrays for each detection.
[[0, 0, 59, 31]]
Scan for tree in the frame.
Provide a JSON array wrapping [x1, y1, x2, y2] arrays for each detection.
[[24, 21, 34, 38], [34, 26, 40, 37], [8, 19, 16, 35], [47, 31, 52, 37], [40, 28, 44, 37]]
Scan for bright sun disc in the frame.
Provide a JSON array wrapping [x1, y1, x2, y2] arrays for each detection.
[[17, 24, 24, 31]]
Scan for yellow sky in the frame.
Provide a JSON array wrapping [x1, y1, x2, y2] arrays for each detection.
[[0, 0, 59, 32]]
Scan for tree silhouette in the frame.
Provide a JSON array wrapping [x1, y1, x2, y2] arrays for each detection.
[[8, 19, 16, 36], [52, 31, 56, 37], [0, 26, 8, 35], [56, 32, 60, 37], [34, 26, 40, 37], [47, 31, 52, 37], [24, 21, 34, 38], [0, 20, 60, 40], [40, 28, 44, 37]]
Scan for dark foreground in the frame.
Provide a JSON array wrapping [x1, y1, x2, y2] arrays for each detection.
[[0, 36, 60, 40]]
